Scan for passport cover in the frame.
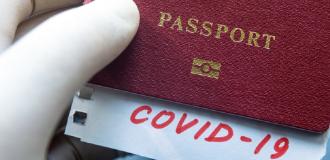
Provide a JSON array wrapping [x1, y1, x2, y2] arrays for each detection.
[[90, 0, 330, 132]]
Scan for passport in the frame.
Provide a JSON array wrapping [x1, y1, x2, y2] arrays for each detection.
[[90, 0, 330, 132]]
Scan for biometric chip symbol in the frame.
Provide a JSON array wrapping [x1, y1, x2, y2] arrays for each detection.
[[191, 58, 221, 79]]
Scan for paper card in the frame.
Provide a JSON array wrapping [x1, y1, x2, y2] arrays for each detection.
[[324, 144, 330, 160], [65, 85, 328, 160]]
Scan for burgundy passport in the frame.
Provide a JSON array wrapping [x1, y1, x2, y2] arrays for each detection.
[[91, 0, 330, 132]]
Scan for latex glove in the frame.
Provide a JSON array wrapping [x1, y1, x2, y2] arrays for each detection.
[[0, 0, 139, 160]]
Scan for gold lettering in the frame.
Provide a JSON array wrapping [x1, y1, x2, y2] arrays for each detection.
[[262, 34, 276, 49], [247, 31, 261, 47], [200, 21, 213, 37], [158, 12, 172, 27], [215, 24, 228, 39], [157, 11, 276, 50], [186, 18, 199, 33], [230, 28, 245, 43], [170, 16, 183, 31]]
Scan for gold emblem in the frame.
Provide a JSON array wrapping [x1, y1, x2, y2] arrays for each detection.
[[191, 58, 221, 79]]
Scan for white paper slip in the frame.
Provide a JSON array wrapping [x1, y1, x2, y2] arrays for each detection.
[[65, 85, 328, 160]]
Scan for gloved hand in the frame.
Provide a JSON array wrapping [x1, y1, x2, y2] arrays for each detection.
[[0, 0, 139, 160]]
